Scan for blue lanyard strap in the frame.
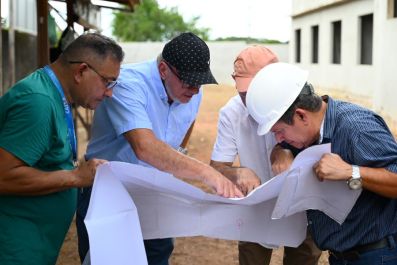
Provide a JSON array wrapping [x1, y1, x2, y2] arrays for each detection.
[[43, 65, 77, 163]]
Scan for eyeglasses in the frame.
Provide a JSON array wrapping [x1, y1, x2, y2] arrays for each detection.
[[164, 60, 182, 79], [68, 61, 118, 89], [163, 60, 194, 89]]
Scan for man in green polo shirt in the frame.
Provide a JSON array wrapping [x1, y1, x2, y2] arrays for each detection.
[[0, 33, 124, 265]]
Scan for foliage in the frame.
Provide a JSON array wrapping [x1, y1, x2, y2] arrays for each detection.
[[215, 36, 286, 44], [112, 0, 209, 41]]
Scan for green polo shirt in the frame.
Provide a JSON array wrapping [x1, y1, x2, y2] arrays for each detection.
[[0, 69, 77, 265]]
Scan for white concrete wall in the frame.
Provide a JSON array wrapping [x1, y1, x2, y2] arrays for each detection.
[[292, 0, 353, 16], [373, 0, 397, 121], [291, 0, 397, 127], [290, 0, 375, 97], [120, 42, 289, 86]]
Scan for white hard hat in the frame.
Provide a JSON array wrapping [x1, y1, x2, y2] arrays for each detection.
[[246, 62, 309, 135]]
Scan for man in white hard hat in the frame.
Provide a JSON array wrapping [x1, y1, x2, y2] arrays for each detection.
[[246, 62, 397, 265], [210, 47, 321, 265]]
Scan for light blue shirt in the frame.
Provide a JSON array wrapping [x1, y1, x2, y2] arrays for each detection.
[[85, 59, 202, 166]]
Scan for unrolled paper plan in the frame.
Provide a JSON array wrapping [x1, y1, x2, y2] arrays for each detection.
[[85, 143, 361, 265]]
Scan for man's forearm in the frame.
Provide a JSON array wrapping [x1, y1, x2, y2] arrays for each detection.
[[124, 129, 244, 198], [0, 147, 79, 195], [361, 167, 397, 198], [270, 144, 294, 175], [126, 128, 212, 181], [210, 160, 261, 195], [210, 160, 238, 183], [314, 153, 397, 198], [0, 166, 77, 195], [133, 135, 211, 181]]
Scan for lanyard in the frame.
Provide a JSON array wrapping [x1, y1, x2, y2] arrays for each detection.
[[43, 65, 77, 164]]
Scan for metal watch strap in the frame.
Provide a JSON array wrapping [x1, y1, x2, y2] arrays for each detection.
[[347, 165, 362, 190]]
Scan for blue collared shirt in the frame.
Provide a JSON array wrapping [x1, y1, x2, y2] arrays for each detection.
[[307, 96, 397, 252], [85, 59, 202, 166]]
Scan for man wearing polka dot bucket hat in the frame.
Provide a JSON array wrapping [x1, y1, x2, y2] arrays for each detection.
[[76, 32, 243, 265]]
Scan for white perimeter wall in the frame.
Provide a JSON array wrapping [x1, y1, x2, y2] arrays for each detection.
[[120, 41, 289, 85]]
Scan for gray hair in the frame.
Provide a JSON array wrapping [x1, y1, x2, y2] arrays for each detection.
[[61, 33, 124, 63]]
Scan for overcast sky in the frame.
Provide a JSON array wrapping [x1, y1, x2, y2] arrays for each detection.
[[1, 0, 293, 42], [157, 0, 293, 42]]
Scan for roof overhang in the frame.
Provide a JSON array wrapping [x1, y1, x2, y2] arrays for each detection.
[[91, 0, 140, 11]]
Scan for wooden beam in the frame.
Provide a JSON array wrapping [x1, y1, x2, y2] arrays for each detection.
[[96, 0, 140, 11], [66, 0, 75, 27], [0, 1, 3, 95], [36, 0, 49, 67], [125, 0, 140, 10]]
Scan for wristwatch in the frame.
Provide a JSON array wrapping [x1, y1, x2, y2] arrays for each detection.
[[347, 165, 362, 190]]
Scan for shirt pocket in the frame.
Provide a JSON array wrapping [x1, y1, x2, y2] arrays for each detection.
[[167, 112, 194, 149]]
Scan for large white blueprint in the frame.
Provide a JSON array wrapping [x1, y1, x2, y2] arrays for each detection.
[[84, 164, 148, 265], [85, 143, 361, 265], [272, 144, 362, 223]]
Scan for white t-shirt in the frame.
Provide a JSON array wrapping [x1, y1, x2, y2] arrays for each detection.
[[211, 95, 277, 183]]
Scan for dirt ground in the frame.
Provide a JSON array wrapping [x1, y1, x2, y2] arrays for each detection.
[[56, 83, 396, 265]]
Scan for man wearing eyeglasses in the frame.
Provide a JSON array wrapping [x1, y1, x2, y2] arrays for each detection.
[[0, 33, 124, 265], [76, 32, 243, 265]]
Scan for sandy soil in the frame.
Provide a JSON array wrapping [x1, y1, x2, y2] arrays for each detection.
[[56, 83, 395, 265]]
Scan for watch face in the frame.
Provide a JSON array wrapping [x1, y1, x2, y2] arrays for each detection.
[[349, 178, 362, 190]]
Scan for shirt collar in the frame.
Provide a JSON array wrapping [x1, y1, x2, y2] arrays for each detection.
[[318, 116, 325, 144], [322, 95, 335, 144], [150, 60, 169, 102]]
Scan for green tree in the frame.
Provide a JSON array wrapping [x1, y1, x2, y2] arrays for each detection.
[[215, 36, 285, 44], [112, 0, 209, 41]]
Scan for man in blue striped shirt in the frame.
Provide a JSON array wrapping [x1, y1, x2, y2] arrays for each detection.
[[246, 62, 397, 265]]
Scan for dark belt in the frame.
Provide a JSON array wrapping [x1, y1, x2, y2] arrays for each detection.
[[329, 234, 397, 261]]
